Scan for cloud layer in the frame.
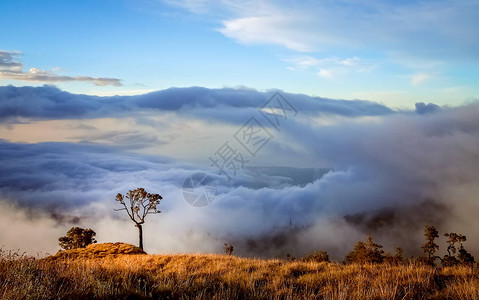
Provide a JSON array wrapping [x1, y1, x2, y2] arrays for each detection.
[[1, 86, 478, 260], [0, 85, 393, 122]]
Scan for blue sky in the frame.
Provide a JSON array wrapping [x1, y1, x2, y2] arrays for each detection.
[[1, 0, 478, 108]]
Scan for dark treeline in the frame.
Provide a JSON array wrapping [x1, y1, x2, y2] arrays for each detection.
[[292, 225, 475, 267]]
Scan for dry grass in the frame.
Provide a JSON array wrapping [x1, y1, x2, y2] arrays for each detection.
[[1, 243, 479, 299]]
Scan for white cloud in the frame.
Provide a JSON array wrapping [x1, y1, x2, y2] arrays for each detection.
[[284, 56, 321, 69], [219, 16, 314, 52], [165, 0, 479, 63], [340, 57, 360, 67], [411, 72, 433, 86], [163, 1, 318, 52], [0, 50, 122, 86], [318, 69, 334, 78], [160, 0, 479, 91], [285, 55, 375, 79], [0, 50, 22, 72]]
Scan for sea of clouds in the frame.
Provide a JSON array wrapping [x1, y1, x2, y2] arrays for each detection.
[[1, 85, 478, 260]]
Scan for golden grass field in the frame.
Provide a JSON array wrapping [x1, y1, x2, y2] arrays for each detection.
[[1, 243, 479, 299]]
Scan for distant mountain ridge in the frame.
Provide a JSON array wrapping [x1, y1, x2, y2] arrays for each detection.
[[239, 166, 332, 189]]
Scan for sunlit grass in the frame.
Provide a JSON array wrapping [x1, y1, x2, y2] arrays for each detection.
[[1, 244, 478, 299]]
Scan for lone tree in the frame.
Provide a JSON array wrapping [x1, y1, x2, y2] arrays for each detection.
[[59, 227, 97, 250], [422, 225, 439, 265], [115, 188, 162, 251]]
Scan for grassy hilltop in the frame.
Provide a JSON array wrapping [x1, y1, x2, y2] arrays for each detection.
[[1, 243, 479, 299]]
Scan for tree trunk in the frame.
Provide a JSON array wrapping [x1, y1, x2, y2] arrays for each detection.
[[136, 223, 143, 251]]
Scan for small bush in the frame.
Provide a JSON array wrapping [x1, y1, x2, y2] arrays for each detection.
[[345, 235, 384, 264], [301, 250, 329, 262], [223, 243, 234, 255]]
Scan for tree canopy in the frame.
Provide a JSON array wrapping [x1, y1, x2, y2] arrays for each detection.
[[59, 227, 97, 250]]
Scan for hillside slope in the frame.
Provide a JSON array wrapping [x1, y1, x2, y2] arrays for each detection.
[[1, 245, 478, 299]]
